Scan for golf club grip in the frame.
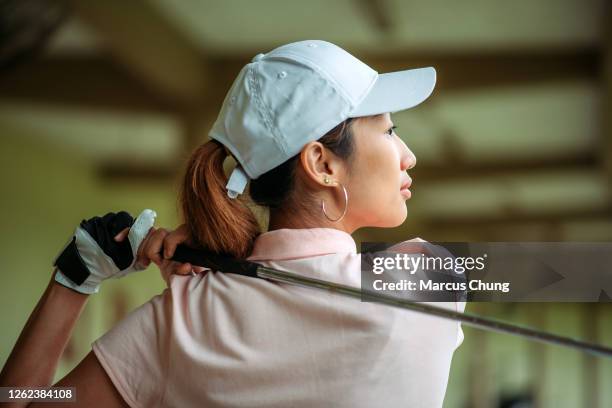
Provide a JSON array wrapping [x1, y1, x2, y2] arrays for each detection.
[[169, 244, 259, 278]]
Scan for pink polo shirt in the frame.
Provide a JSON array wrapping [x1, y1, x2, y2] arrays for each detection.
[[93, 228, 465, 407]]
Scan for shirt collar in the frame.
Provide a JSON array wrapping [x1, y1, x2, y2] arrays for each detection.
[[247, 228, 357, 261]]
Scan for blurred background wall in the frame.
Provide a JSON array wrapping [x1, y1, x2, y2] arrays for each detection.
[[0, 1, 610, 407]]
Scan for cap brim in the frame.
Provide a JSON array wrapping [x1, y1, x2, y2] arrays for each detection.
[[348, 67, 436, 117]]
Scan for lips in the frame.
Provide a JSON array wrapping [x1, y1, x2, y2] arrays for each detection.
[[400, 176, 412, 199], [400, 177, 412, 190]]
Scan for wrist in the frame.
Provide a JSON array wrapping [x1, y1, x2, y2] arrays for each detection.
[[53, 267, 99, 295], [48, 271, 91, 301]]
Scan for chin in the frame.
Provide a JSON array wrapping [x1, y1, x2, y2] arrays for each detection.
[[379, 206, 408, 228]]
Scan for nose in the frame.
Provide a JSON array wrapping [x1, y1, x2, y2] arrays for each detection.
[[398, 138, 416, 171]]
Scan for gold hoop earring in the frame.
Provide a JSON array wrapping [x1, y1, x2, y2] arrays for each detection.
[[321, 180, 348, 222]]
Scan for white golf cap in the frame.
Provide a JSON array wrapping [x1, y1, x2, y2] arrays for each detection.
[[209, 40, 436, 199]]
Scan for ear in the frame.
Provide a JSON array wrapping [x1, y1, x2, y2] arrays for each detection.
[[298, 141, 344, 188]]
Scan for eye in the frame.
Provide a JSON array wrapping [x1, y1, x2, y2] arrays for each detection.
[[385, 125, 397, 136]]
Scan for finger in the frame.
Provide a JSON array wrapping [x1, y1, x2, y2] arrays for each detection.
[[137, 227, 156, 256], [174, 262, 192, 275], [114, 227, 130, 242], [127, 209, 157, 268], [145, 228, 170, 266], [159, 259, 174, 283], [128, 209, 157, 253], [142, 230, 163, 267], [163, 224, 190, 260], [136, 227, 156, 265], [162, 259, 177, 272], [108, 211, 135, 238], [159, 263, 171, 286]]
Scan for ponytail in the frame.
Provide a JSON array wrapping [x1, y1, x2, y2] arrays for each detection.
[[180, 139, 261, 259], [181, 119, 356, 259]]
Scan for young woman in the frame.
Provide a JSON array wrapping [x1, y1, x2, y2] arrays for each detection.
[[1, 40, 465, 407]]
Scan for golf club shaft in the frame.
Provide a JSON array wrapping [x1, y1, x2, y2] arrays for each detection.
[[170, 244, 612, 359]]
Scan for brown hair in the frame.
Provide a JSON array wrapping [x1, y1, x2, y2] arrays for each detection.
[[180, 118, 357, 259]]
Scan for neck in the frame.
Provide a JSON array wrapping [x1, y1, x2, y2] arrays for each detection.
[[267, 206, 353, 234]]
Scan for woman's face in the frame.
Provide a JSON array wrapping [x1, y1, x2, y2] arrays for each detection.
[[345, 113, 416, 230]]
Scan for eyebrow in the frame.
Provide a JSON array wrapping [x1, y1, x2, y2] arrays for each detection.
[[364, 114, 392, 130], [369, 113, 391, 125]]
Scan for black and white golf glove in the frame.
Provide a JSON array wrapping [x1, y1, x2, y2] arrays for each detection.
[[53, 209, 156, 294]]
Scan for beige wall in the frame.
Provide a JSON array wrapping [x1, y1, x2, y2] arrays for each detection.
[[0, 124, 175, 380]]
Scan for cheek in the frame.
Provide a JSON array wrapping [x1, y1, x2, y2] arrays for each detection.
[[350, 142, 401, 202], [368, 143, 400, 188]]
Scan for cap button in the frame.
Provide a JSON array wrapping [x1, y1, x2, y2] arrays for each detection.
[[251, 53, 265, 62]]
